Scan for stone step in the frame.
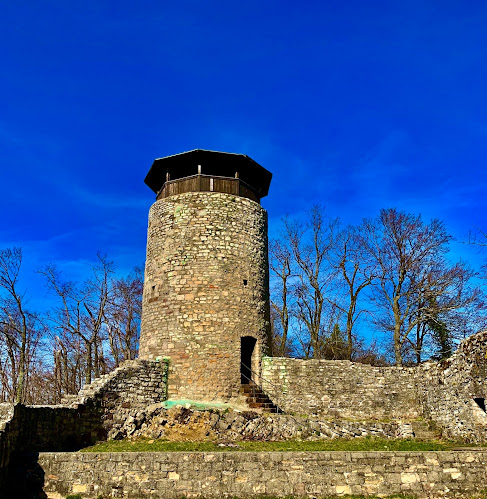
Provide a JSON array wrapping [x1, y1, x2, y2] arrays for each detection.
[[240, 387, 258, 395], [262, 407, 282, 413], [245, 395, 272, 403], [60, 394, 80, 405], [241, 383, 281, 413], [248, 402, 276, 409]]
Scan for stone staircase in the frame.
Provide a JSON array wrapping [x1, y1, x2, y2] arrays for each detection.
[[240, 382, 282, 413], [60, 373, 112, 406], [60, 360, 142, 406]]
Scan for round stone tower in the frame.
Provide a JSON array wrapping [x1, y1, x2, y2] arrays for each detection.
[[139, 149, 272, 402]]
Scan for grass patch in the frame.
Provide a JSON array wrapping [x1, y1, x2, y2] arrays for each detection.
[[92, 496, 419, 499], [82, 436, 453, 453], [162, 495, 418, 499]]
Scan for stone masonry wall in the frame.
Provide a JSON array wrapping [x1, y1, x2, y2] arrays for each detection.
[[40, 450, 487, 498], [63, 359, 169, 438], [0, 404, 19, 492], [261, 357, 421, 419], [0, 359, 168, 494], [139, 192, 271, 402], [261, 332, 487, 441], [0, 402, 104, 496], [418, 331, 487, 443]]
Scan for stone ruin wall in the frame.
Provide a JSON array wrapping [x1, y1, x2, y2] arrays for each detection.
[[418, 331, 487, 443], [261, 357, 421, 420], [65, 359, 169, 439], [262, 331, 487, 442], [40, 449, 487, 499], [0, 331, 486, 495], [139, 191, 271, 402], [0, 333, 486, 496], [0, 359, 168, 494]]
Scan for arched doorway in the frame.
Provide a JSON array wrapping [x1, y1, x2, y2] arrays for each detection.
[[241, 336, 257, 384]]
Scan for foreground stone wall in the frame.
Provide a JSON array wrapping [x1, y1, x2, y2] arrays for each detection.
[[0, 359, 168, 494], [139, 192, 271, 402], [0, 405, 19, 492], [40, 450, 487, 498], [261, 357, 421, 419]]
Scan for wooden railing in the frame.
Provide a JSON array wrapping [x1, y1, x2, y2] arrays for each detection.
[[156, 174, 260, 203]]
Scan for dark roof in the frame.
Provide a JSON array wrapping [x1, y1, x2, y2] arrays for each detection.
[[144, 149, 272, 198]]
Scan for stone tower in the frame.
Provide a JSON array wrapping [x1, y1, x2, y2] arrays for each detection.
[[139, 149, 272, 402]]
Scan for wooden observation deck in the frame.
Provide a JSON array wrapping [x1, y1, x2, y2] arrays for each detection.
[[144, 149, 272, 203]]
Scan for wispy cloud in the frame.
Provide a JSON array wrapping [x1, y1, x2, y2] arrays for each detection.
[[69, 185, 150, 210]]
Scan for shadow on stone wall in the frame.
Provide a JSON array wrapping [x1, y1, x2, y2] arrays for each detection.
[[0, 359, 168, 497], [5, 452, 46, 499]]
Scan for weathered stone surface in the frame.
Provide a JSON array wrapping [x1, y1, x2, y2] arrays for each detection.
[[109, 405, 406, 442], [0, 404, 14, 432], [61, 359, 169, 437], [261, 331, 487, 442], [418, 330, 487, 443], [0, 359, 168, 494], [139, 192, 271, 402], [261, 357, 421, 420], [39, 450, 487, 498]]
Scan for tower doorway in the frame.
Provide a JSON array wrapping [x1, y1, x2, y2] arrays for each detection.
[[241, 336, 257, 384]]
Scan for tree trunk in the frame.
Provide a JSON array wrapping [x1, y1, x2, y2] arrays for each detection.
[[393, 297, 403, 366], [15, 337, 27, 404], [85, 342, 92, 385], [415, 324, 422, 364], [94, 339, 100, 379], [346, 313, 353, 361]]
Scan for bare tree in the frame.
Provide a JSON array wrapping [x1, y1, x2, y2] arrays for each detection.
[[106, 267, 143, 366], [329, 224, 375, 360], [40, 253, 114, 386], [283, 206, 339, 358], [82, 254, 113, 379], [0, 248, 43, 403], [363, 208, 477, 365], [269, 239, 292, 356]]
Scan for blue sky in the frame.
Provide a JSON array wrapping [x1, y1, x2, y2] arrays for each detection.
[[1, 0, 487, 311]]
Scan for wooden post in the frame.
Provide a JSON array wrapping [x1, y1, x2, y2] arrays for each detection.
[[161, 171, 170, 198]]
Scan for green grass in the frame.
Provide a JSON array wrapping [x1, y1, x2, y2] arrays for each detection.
[[65, 489, 487, 499], [87, 493, 487, 499], [176, 495, 418, 499], [82, 436, 455, 453], [90, 495, 419, 499]]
